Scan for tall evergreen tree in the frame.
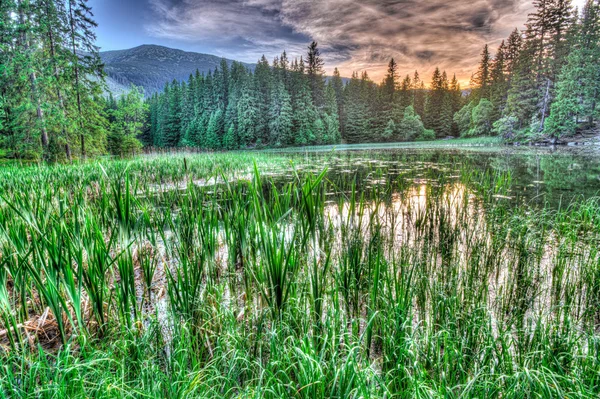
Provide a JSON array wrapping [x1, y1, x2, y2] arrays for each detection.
[[237, 77, 258, 147], [269, 79, 293, 146], [163, 80, 182, 147], [472, 44, 492, 100], [545, 0, 600, 138], [307, 41, 326, 108], [425, 68, 453, 137], [490, 41, 508, 121]]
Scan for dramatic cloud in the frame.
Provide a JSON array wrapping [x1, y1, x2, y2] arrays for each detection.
[[144, 0, 587, 85]]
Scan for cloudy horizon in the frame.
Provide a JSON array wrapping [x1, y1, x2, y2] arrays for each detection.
[[90, 0, 587, 86]]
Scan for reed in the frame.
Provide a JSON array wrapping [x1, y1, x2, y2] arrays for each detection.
[[0, 150, 599, 398]]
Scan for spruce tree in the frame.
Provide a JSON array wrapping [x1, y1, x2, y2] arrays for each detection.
[[293, 83, 317, 145], [472, 44, 492, 100], [545, 0, 600, 138], [343, 72, 367, 143], [323, 84, 340, 144], [330, 68, 345, 136], [307, 41, 325, 108], [66, 0, 105, 158], [425, 68, 452, 137], [269, 80, 293, 146], [237, 77, 258, 147], [254, 55, 271, 142], [163, 80, 182, 147], [490, 41, 508, 121], [412, 71, 426, 119]]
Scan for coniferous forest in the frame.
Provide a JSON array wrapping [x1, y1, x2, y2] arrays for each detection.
[[2, 0, 600, 157]]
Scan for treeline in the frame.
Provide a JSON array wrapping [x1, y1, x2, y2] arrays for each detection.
[[463, 0, 600, 141], [146, 45, 456, 149], [148, 0, 600, 149], [2, 1, 599, 160], [0, 0, 146, 161]]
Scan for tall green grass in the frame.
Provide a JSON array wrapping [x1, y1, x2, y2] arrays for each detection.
[[0, 151, 599, 398]]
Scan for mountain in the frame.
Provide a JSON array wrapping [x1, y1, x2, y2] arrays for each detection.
[[100, 45, 255, 96]]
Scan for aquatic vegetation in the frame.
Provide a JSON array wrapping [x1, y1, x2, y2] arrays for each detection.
[[0, 149, 599, 398]]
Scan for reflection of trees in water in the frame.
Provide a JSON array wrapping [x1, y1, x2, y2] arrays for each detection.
[[488, 152, 600, 206], [300, 148, 600, 207]]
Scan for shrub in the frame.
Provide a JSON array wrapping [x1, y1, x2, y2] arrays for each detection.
[[399, 106, 427, 141], [417, 129, 436, 141], [454, 101, 475, 136], [492, 116, 520, 139], [382, 119, 396, 141], [468, 98, 494, 136]]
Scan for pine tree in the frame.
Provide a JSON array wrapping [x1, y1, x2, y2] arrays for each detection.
[[343, 72, 369, 143], [412, 71, 426, 119], [222, 123, 237, 150], [425, 68, 453, 137], [449, 74, 463, 136], [237, 77, 258, 147], [269, 79, 293, 146], [330, 68, 345, 136], [254, 55, 271, 142], [163, 80, 182, 147], [323, 84, 340, 144], [379, 58, 399, 133], [472, 44, 492, 100], [545, 0, 600, 138], [490, 41, 508, 121], [205, 109, 223, 150], [293, 83, 317, 145], [506, 39, 542, 130], [400, 74, 413, 109], [505, 28, 523, 76], [307, 41, 325, 108]]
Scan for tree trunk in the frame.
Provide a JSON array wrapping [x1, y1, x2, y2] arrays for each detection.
[[68, 0, 85, 159], [45, 3, 70, 152], [31, 71, 49, 148], [589, 89, 596, 127], [539, 79, 551, 132], [18, 2, 49, 150]]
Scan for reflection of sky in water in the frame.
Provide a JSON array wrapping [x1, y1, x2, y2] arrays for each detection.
[[291, 148, 600, 208], [317, 179, 591, 331]]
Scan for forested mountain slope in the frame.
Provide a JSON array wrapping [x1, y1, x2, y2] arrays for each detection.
[[100, 45, 255, 96]]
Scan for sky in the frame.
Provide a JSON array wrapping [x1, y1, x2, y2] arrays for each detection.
[[89, 0, 588, 86]]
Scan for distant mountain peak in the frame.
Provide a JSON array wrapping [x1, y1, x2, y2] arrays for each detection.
[[100, 45, 255, 96]]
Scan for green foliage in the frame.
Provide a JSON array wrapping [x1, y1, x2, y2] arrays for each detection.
[[268, 80, 293, 146], [1, 152, 599, 397], [468, 98, 494, 136], [492, 115, 520, 139], [205, 109, 223, 149], [106, 86, 146, 157], [471, 44, 492, 100], [416, 128, 436, 141], [222, 123, 237, 150], [399, 105, 428, 141], [455, 99, 494, 137], [382, 119, 396, 141], [424, 68, 453, 137], [0, 0, 108, 161], [544, 1, 600, 138], [454, 101, 475, 136]]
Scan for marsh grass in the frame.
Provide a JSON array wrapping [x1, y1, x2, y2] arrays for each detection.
[[0, 151, 599, 398]]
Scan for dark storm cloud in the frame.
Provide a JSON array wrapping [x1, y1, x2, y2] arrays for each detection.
[[144, 0, 543, 83]]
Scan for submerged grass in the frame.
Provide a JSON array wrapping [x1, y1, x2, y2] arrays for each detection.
[[0, 150, 599, 398]]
